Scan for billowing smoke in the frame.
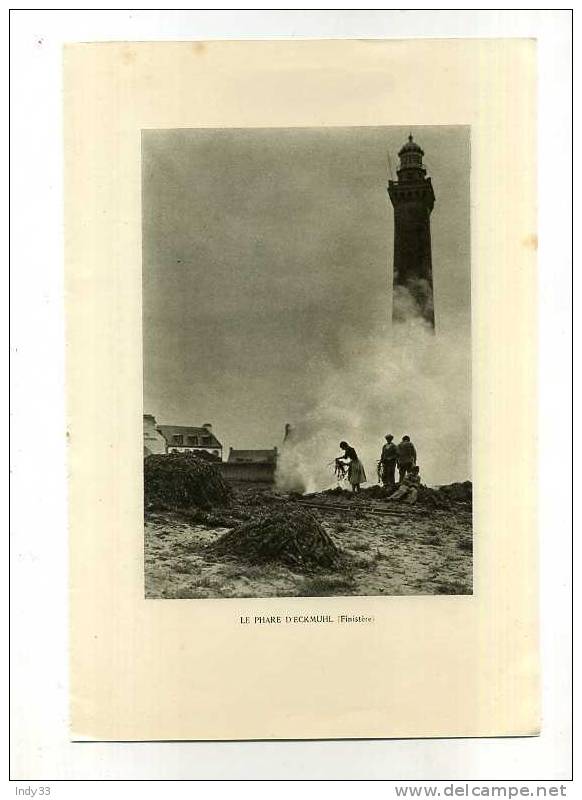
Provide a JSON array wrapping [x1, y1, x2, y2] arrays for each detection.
[[393, 279, 434, 324], [276, 295, 470, 493]]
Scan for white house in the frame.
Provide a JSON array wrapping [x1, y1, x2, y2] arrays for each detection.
[[156, 423, 223, 460], [143, 414, 167, 457]]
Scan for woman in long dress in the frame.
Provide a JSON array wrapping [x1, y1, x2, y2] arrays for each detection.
[[337, 441, 367, 493]]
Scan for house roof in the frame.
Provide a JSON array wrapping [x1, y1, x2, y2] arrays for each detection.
[[228, 448, 278, 464], [157, 425, 222, 449]]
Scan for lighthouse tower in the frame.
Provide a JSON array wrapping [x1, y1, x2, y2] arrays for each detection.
[[388, 134, 436, 328]]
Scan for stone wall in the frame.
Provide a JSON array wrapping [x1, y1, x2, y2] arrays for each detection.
[[218, 461, 276, 484]]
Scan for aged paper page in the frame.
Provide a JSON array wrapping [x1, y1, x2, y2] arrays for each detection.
[[66, 39, 538, 740]]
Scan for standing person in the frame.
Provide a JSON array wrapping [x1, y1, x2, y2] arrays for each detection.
[[380, 434, 398, 488], [397, 435, 417, 483], [336, 441, 367, 493]]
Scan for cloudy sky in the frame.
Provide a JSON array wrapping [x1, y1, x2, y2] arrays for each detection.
[[142, 125, 470, 452]]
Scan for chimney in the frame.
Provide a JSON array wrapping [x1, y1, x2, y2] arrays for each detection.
[[203, 423, 212, 433], [143, 414, 157, 432]]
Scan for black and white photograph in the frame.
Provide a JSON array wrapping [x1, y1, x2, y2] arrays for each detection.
[[11, 10, 572, 780], [142, 125, 472, 599]]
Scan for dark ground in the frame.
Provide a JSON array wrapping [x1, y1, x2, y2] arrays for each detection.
[[144, 481, 473, 599]]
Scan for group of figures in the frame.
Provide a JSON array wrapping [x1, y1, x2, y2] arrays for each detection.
[[335, 435, 421, 504]]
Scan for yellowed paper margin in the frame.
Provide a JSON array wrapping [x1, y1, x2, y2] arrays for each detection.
[[66, 39, 538, 741]]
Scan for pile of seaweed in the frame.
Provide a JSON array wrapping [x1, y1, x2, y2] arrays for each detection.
[[321, 486, 352, 498], [339, 481, 473, 509], [418, 481, 472, 509], [192, 450, 222, 463], [237, 489, 282, 507], [144, 453, 232, 511], [210, 505, 339, 569]]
